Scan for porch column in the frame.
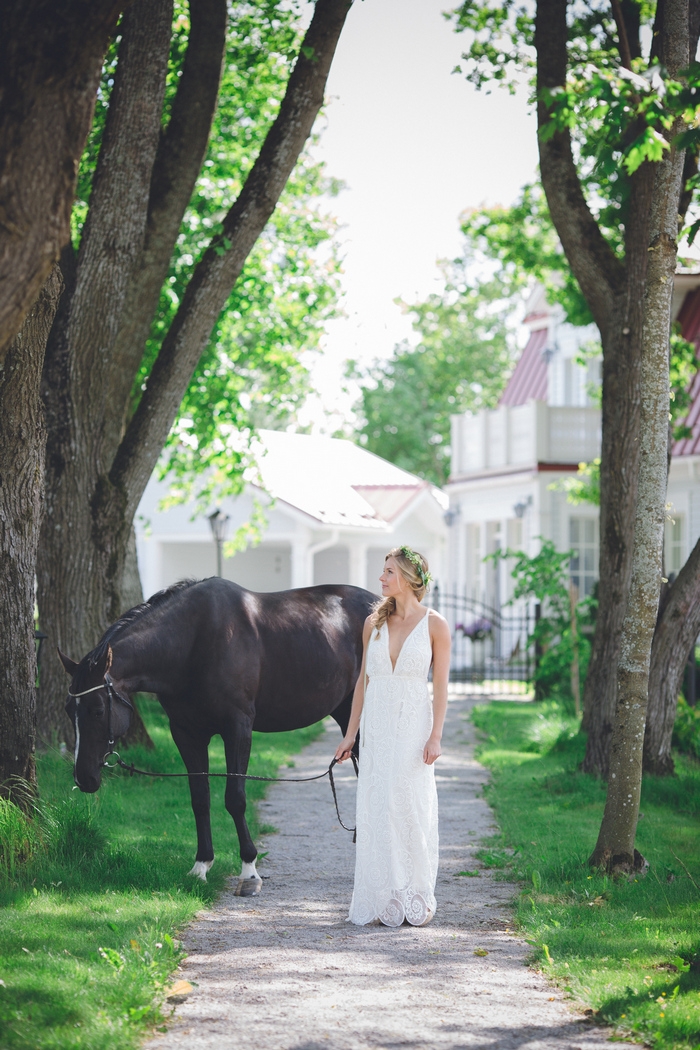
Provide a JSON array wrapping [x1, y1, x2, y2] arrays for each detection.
[[291, 537, 308, 589], [349, 542, 368, 590]]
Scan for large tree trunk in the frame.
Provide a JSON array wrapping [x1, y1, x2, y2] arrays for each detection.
[[0, 269, 62, 801], [37, 0, 352, 742], [37, 0, 174, 741], [580, 165, 655, 775], [0, 0, 122, 363], [644, 535, 700, 774], [535, 0, 648, 778], [589, 0, 687, 870]]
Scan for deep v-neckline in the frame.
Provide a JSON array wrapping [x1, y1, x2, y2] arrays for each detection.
[[385, 609, 429, 673]]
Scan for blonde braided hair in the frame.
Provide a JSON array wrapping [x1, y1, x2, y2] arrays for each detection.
[[371, 546, 431, 637]]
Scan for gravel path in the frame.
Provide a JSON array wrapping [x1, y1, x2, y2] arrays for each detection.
[[145, 697, 629, 1050]]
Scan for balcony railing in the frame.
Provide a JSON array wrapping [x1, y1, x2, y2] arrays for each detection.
[[451, 401, 601, 477]]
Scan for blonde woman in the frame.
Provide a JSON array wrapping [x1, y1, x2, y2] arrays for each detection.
[[335, 546, 451, 926]]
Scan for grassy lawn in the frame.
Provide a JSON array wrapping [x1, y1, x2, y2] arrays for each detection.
[[471, 699, 700, 1050], [0, 697, 325, 1050]]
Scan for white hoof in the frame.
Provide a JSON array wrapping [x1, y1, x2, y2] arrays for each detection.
[[188, 859, 214, 881]]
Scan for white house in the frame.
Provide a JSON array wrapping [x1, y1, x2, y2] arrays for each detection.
[[445, 276, 700, 605], [135, 430, 448, 598]]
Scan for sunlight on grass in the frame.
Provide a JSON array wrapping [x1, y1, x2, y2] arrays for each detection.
[[471, 700, 700, 1050], [0, 696, 325, 1049]]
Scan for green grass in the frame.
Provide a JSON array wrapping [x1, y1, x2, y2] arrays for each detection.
[[0, 696, 325, 1050], [471, 699, 700, 1050]]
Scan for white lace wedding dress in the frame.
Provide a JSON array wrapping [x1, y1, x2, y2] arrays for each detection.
[[348, 609, 439, 927]]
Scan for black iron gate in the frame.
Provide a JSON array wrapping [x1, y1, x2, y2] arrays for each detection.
[[430, 585, 534, 697]]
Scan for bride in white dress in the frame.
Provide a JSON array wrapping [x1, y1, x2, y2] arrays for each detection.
[[335, 546, 451, 927]]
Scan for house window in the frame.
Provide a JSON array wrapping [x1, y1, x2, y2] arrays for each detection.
[[665, 515, 684, 576], [569, 517, 598, 598]]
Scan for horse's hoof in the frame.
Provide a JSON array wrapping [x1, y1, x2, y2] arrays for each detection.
[[188, 860, 213, 881], [234, 876, 262, 897]]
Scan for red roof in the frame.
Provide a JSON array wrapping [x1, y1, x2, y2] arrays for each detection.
[[498, 327, 548, 406], [673, 287, 700, 457]]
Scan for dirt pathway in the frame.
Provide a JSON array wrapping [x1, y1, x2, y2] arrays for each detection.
[[146, 698, 626, 1050]]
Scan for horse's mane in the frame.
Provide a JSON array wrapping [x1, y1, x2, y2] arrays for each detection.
[[87, 579, 199, 666]]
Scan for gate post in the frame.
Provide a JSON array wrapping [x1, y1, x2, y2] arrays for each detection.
[[534, 602, 544, 701]]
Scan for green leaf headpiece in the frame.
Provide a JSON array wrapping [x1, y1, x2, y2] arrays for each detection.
[[398, 545, 433, 589]]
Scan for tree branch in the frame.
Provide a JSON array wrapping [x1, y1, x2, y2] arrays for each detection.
[[645, 534, 700, 772], [0, 0, 124, 365], [105, 0, 228, 453], [535, 0, 625, 337], [611, 0, 633, 69], [109, 0, 353, 513], [68, 0, 173, 415]]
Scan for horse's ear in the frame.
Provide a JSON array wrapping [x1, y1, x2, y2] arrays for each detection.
[[58, 648, 79, 676], [105, 646, 113, 674]]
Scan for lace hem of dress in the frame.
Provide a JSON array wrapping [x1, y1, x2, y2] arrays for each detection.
[[350, 889, 434, 928]]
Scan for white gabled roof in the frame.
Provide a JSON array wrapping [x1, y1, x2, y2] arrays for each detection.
[[252, 430, 442, 529]]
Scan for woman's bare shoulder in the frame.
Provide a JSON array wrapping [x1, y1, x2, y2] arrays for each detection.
[[427, 608, 450, 637]]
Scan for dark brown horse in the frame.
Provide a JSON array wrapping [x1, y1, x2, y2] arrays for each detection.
[[60, 578, 374, 894]]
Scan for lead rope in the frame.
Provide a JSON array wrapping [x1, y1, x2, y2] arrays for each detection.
[[107, 751, 358, 840]]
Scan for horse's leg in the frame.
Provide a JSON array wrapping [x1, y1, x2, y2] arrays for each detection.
[[330, 690, 360, 757], [169, 723, 214, 881], [221, 722, 262, 897]]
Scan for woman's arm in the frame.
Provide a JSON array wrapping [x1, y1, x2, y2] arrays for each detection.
[[423, 612, 451, 765], [334, 616, 373, 762]]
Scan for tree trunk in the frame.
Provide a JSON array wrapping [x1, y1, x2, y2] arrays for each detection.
[[119, 526, 154, 750], [535, 0, 651, 778], [644, 534, 700, 774], [589, 0, 688, 869], [0, 0, 122, 363], [36, 0, 353, 742], [581, 163, 655, 774], [37, 0, 174, 742], [0, 268, 62, 801]]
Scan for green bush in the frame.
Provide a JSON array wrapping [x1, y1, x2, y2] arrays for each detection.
[[490, 539, 593, 711], [672, 696, 700, 760]]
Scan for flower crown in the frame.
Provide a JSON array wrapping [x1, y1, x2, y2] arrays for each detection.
[[399, 545, 433, 589]]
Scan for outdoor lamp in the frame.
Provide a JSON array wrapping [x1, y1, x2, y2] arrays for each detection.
[[208, 509, 230, 577], [513, 496, 533, 519], [444, 504, 461, 527]]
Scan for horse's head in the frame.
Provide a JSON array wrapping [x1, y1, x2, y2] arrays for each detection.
[[60, 647, 133, 793]]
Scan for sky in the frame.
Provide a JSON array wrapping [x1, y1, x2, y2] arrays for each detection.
[[298, 0, 540, 431]]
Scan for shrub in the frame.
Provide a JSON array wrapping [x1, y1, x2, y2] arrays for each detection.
[[673, 695, 700, 760]]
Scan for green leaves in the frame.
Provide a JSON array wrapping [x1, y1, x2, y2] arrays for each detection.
[[450, 2, 700, 271], [134, 5, 343, 508], [352, 250, 518, 484]]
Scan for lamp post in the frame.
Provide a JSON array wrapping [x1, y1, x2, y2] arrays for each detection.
[[34, 630, 48, 676], [208, 509, 230, 577]]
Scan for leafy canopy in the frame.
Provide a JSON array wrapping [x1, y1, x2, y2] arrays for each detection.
[[74, 1, 343, 511], [451, 1, 700, 249], [351, 251, 520, 485]]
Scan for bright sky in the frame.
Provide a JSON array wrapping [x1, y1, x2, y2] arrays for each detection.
[[299, 0, 539, 431]]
